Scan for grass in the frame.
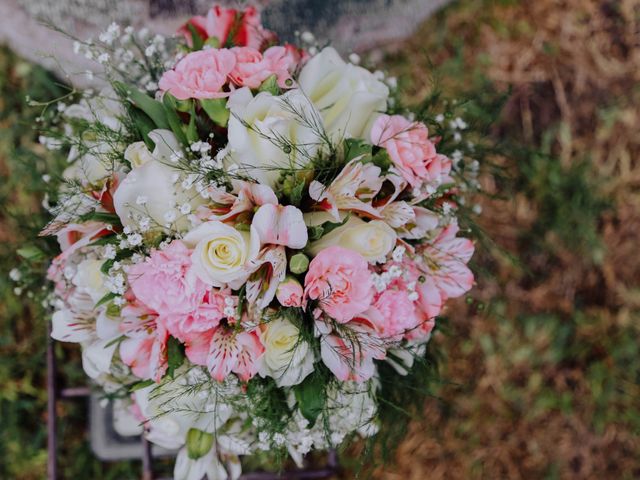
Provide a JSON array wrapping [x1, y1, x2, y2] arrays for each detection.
[[1, 0, 640, 478]]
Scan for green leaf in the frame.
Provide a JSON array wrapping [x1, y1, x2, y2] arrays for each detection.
[[283, 175, 306, 207], [162, 93, 188, 146], [166, 336, 185, 378], [186, 108, 199, 144], [186, 428, 214, 459], [100, 248, 133, 274], [78, 211, 121, 225], [95, 292, 117, 308], [187, 23, 204, 50], [115, 81, 169, 130], [200, 98, 229, 127], [344, 138, 372, 163], [235, 285, 246, 324], [104, 334, 125, 349], [17, 245, 46, 261], [204, 37, 220, 48], [371, 148, 392, 170], [293, 370, 325, 426], [128, 108, 156, 149], [130, 379, 155, 391], [258, 74, 280, 95], [307, 214, 350, 241]]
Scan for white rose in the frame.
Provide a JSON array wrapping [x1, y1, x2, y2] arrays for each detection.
[[226, 87, 322, 188], [124, 141, 153, 167], [259, 317, 314, 387], [72, 258, 109, 303], [183, 220, 260, 289], [305, 212, 397, 263], [113, 129, 203, 232], [298, 47, 389, 141]]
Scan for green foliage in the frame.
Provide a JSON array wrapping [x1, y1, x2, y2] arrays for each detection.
[[200, 98, 230, 127], [293, 369, 327, 426], [0, 46, 142, 479]]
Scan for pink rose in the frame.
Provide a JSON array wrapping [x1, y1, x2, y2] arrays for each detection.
[[159, 49, 236, 100], [371, 114, 451, 188], [276, 277, 303, 307], [179, 6, 275, 50], [304, 246, 373, 323], [372, 289, 421, 338], [128, 240, 207, 315], [229, 46, 296, 89]]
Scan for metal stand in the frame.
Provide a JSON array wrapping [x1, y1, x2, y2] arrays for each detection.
[[47, 322, 340, 479]]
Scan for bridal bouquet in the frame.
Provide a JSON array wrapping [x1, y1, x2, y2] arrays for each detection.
[[26, 4, 476, 478]]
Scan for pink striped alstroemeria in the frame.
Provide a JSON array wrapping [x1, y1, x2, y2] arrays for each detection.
[[309, 159, 384, 221]]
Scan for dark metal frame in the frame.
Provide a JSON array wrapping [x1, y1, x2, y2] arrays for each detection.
[[47, 327, 340, 479]]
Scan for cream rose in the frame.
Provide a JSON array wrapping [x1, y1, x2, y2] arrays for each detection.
[[113, 129, 204, 233], [183, 221, 260, 289], [298, 47, 389, 141], [305, 212, 397, 263], [259, 317, 314, 387], [225, 87, 322, 188], [124, 141, 154, 167]]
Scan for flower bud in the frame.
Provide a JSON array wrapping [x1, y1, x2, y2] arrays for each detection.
[[186, 428, 214, 460], [289, 253, 309, 274]]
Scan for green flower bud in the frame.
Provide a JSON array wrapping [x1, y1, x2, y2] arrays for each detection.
[[290, 253, 310, 274], [186, 428, 214, 460]]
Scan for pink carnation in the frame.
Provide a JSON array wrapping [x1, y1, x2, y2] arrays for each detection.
[[128, 240, 207, 315], [372, 289, 421, 338], [163, 289, 237, 342], [229, 46, 296, 89], [371, 114, 451, 188], [179, 6, 274, 50], [304, 246, 373, 323], [159, 49, 236, 100]]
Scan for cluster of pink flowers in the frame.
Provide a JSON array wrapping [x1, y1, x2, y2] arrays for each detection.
[[40, 3, 477, 476]]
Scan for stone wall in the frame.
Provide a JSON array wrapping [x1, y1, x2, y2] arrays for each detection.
[[0, 0, 450, 86]]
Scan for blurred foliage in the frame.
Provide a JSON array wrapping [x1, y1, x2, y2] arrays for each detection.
[[2, 0, 640, 478], [0, 45, 145, 479], [371, 0, 640, 478]]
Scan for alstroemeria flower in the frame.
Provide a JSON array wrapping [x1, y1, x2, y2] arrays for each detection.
[[320, 316, 386, 382], [206, 328, 264, 382], [252, 203, 308, 249], [179, 5, 274, 49], [419, 220, 475, 300], [245, 246, 287, 309], [119, 304, 168, 382], [200, 181, 278, 222], [309, 159, 384, 220]]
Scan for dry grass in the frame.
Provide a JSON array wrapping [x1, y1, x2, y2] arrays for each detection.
[[371, 0, 640, 478]]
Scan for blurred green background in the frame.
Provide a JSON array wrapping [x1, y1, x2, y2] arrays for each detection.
[[1, 0, 639, 478]]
